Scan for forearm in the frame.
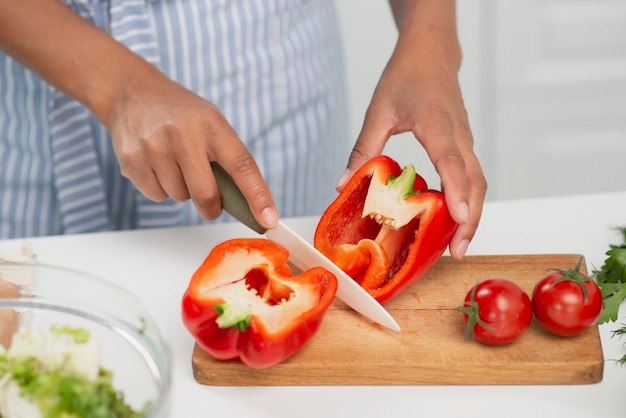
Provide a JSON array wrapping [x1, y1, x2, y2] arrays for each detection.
[[0, 0, 280, 229], [387, 0, 462, 73], [0, 0, 163, 125]]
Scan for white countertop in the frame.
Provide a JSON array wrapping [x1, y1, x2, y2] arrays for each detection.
[[1, 191, 625, 418]]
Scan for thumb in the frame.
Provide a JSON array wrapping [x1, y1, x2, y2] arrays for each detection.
[[336, 114, 390, 191]]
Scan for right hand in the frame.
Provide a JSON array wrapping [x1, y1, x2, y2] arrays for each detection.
[[0, 0, 279, 230], [104, 72, 279, 229]]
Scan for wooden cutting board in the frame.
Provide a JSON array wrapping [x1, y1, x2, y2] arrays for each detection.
[[191, 254, 604, 386]]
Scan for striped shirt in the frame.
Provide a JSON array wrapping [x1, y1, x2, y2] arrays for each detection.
[[0, 0, 349, 239]]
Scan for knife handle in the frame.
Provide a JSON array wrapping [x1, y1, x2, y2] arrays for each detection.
[[210, 162, 267, 235]]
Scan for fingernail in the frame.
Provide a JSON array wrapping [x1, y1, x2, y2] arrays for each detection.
[[456, 239, 470, 259], [261, 207, 278, 228], [335, 169, 351, 190], [458, 201, 469, 223]]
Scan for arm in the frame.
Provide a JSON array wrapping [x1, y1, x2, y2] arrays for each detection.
[[338, 0, 487, 259], [0, 0, 279, 228]]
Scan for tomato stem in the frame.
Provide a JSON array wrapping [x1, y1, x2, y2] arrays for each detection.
[[456, 282, 492, 340], [550, 257, 591, 302]]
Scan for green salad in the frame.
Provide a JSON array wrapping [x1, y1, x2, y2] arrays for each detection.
[[0, 325, 148, 418]]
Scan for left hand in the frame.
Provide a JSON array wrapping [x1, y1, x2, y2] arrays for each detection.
[[336, 0, 487, 260]]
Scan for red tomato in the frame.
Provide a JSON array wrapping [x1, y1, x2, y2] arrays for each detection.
[[531, 261, 602, 337], [458, 278, 532, 345]]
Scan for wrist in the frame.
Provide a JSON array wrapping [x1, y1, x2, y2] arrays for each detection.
[[389, 0, 462, 73], [89, 56, 166, 130]]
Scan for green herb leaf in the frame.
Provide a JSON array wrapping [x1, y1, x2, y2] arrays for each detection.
[[610, 324, 626, 366], [596, 247, 626, 284], [594, 227, 626, 324], [599, 283, 626, 323]]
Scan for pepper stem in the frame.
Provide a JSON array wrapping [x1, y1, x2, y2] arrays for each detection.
[[362, 164, 420, 229], [214, 303, 252, 331]]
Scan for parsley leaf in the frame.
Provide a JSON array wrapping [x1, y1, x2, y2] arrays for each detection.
[[611, 324, 626, 366], [594, 227, 626, 324], [599, 282, 626, 323]]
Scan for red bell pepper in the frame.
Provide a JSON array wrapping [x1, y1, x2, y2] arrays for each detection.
[[181, 238, 337, 369], [314, 155, 457, 303]]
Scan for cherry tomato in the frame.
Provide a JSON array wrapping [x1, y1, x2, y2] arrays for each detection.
[[531, 259, 602, 337], [457, 278, 532, 345]]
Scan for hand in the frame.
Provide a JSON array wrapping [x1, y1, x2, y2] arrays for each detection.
[[104, 71, 279, 229], [336, 0, 487, 260], [0, 0, 279, 230]]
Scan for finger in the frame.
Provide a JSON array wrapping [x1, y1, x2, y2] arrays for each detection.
[[337, 109, 390, 191], [118, 155, 169, 202], [437, 149, 470, 226], [122, 135, 191, 203], [184, 163, 224, 220], [211, 132, 278, 229], [415, 116, 471, 228], [225, 153, 278, 229], [175, 136, 225, 220], [152, 160, 191, 202], [411, 109, 487, 260], [448, 153, 487, 260]]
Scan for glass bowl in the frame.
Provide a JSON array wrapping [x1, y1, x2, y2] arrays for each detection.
[[0, 259, 171, 417]]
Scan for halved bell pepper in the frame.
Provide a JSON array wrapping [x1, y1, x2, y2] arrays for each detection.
[[314, 155, 457, 303], [181, 238, 337, 369]]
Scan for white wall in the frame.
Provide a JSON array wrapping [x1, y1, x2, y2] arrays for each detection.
[[334, 0, 626, 201]]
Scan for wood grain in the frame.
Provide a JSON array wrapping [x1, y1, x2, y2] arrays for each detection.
[[191, 254, 604, 386]]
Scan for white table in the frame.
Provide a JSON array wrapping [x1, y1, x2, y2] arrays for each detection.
[[1, 191, 625, 418]]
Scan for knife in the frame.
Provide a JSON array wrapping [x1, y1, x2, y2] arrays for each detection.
[[210, 162, 400, 332]]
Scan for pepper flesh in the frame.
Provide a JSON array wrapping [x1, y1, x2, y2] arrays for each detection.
[[314, 155, 457, 303], [181, 238, 337, 369]]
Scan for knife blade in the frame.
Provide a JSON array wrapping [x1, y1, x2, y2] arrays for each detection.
[[210, 162, 400, 332]]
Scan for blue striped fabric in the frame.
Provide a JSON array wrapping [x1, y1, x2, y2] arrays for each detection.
[[49, 92, 110, 233], [0, 0, 349, 239]]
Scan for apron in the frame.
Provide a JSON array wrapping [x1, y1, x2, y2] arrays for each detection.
[[0, 0, 349, 238]]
